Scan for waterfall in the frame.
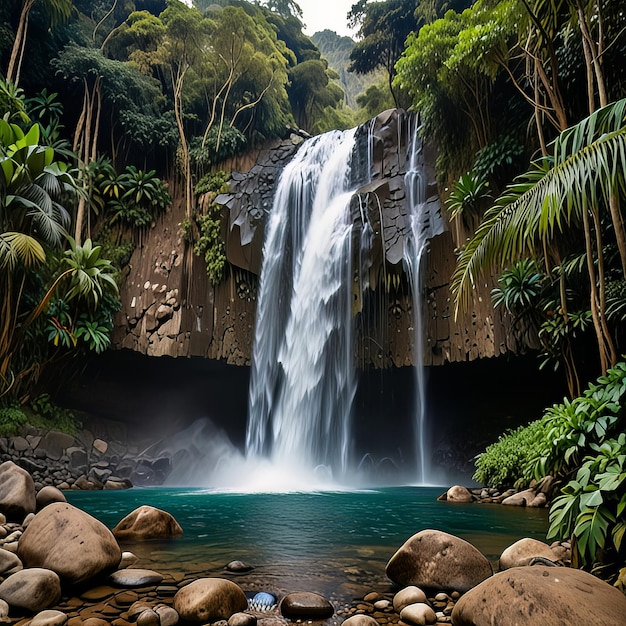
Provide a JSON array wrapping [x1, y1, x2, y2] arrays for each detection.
[[245, 113, 442, 488], [246, 128, 365, 480], [402, 116, 442, 485]]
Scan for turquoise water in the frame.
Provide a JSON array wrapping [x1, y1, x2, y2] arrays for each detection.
[[66, 486, 548, 602]]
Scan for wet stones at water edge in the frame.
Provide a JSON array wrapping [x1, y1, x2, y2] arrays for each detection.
[[279, 591, 334, 620], [226, 560, 254, 573], [173, 578, 248, 622], [17, 502, 122, 586], [112, 506, 183, 541], [385, 529, 493, 593]]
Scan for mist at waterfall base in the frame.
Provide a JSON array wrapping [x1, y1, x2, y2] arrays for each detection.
[[164, 121, 447, 491]]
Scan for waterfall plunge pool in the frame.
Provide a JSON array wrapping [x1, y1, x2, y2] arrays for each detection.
[[66, 486, 548, 606]]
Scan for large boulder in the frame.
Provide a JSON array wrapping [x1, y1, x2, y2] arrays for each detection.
[[112, 505, 183, 541], [17, 502, 121, 585], [0, 568, 61, 612], [499, 537, 559, 569], [452, 566, 626, 625], [385, 529, 492, 592], [0, 461, 36, 521], [173, 578, 247, 622]]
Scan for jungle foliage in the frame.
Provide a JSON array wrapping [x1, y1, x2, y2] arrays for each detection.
[[474, 361, 626, 574]]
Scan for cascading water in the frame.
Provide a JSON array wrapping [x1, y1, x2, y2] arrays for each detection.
[[246, 128, 366, 482], [403, 118, 431, 485], [242, 113, 443, 488]]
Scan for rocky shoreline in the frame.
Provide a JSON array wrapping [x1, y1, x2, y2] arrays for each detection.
[[2, 459, 626, 626], [0, 426, 176, 491]]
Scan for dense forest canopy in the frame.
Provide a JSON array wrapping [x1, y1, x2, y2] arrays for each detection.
[[1, 0, 626, 583]]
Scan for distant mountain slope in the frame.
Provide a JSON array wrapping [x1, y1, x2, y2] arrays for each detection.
[[312, 29, 381, 108]]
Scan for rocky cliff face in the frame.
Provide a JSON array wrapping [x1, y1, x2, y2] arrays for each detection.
[[113, 109, 521, 366]]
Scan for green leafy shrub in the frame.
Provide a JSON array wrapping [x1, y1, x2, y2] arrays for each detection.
[[534, 361, 626, 479], [0, 405, 27, 436], [474, 361, 626, 489], [195, 170, 229, 197], [473, 420, 545, 489], [548, 433, 626, 570], [111, 166, 171, 228], [26, 394, 81, 435]]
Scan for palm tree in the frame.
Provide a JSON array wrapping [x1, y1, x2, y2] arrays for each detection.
[[451, 98, 626, 374]]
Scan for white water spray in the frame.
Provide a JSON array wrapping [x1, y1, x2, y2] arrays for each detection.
[[246, 128, 364, 480]]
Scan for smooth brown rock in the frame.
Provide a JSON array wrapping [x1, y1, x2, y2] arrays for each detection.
[[112, 506, 183, 541], [0, 548, 22, 576], [385, 529, 492, 592], [501, 489, 535, 506], [0, 568, 61, 612], [446, 486, 473, 503], [225, 560, 253, 573], [82, 620, 110, 626], [0, 461, 36, 521], [17, 502, 122, 585], [341, 616, 380, 626], [29, 610, 68, 626], [499, 538, 558, 570], [280, 592, 334, 619], [36, 486, 67, 511], [173, 578, 247, 622], [154, 605, 179, 626], [452, 566, 626, 625], [399, 603, 437, 626], [136, 610, 159, 626], [393, 586, 427, 612], [108, 569, 164, 588], [0, 599, 9, 619], [228, 612, 256, 626]]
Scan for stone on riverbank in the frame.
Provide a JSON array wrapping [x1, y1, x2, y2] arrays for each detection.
[[280, 592, 334, 619], [112, 505, 183, 541], [445, 486, 473, 503], [0, 548, 22, 575], [393, 586, 427, 612], [0, 461, 36, 521], [108, 568, 164, 587], [451, 565, 626, 625], [399, 602, 437, 625], [385, 529, 492, 592], [29, 609, 68, 626], [35, 486, 67, 511], [17, 502, 122, 585], [341, 615, 380, 626], [173, 578, 247, 622], [499, 537, 560, 569], [0, 568, 61, 612]]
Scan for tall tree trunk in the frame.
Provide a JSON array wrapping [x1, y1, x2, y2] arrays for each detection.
[[172, 64, 192, 219], [6, 0, 36, 85]]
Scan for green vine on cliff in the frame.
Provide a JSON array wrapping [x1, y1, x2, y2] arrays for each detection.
[[189, 171, 230, 285], [193, 208, 227, 285]]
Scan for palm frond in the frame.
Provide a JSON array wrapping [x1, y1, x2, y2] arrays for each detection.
[[452, 116, 626, 316], [0, 231, 46, 269]]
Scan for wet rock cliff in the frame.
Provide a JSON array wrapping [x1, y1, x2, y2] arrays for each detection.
[[112, 109, 521, 367]]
